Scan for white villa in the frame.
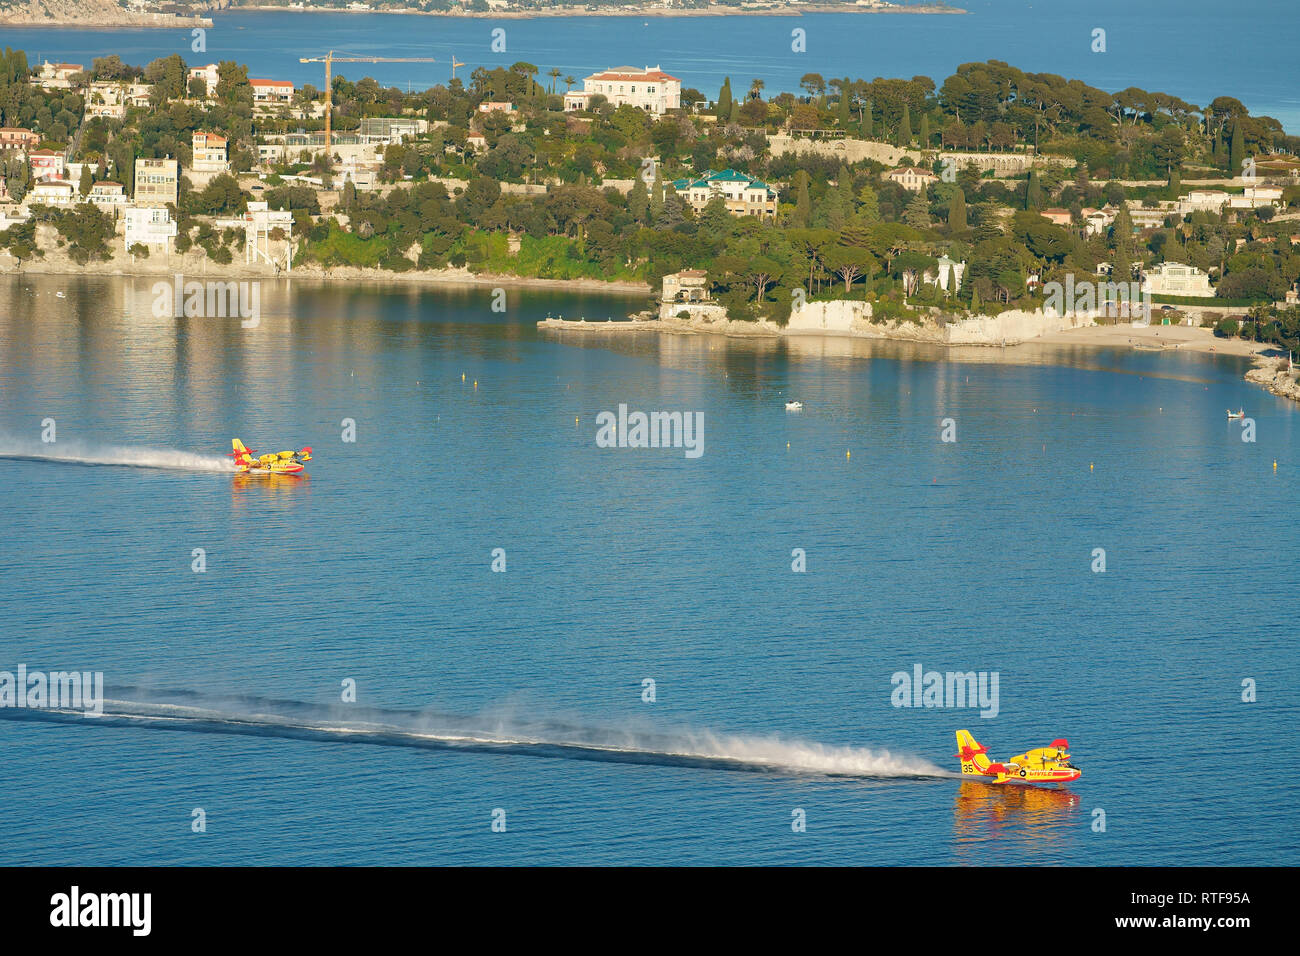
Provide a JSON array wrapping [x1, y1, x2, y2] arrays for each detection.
[[1141, 261, 1214, 297], [187, 63, 220, 98], [564, 66, 681, 115], [884, 166, 939, 192], [923, 255, 966, 293], [123, 205, 177, 252]]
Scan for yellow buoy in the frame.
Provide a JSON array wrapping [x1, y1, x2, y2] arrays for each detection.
[[1274, 460, 1278, 471], [846, 449, 851, 460], [474, 380, 478, 388], [786, 442, 790, 449], [461, 373, 465, 381], [1090, 462, 1094, 472], [575, 416, 580, 425]]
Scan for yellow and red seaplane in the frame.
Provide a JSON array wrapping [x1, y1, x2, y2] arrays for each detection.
[[228, 438, 312, 475], [955, 729, 1081, 786]]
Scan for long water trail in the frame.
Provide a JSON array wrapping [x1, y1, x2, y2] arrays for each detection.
[[0, 688, 953, 781], [0, 435, 233, 473]]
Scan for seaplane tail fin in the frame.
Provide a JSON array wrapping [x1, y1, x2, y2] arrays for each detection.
[[955, 729, 995, 775], [232, 438, 247, 454]]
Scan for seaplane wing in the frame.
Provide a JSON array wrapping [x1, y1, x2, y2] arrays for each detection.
[[228, 438, 312, 475], [955, 730, 1080, 785]]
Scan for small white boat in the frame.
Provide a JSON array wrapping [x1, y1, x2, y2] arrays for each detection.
[[785, 401, 803, 411], [1227, 408, 1245, 420]]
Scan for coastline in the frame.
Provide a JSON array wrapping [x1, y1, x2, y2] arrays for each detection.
[[0, 254, 651, 295], [232, 3, 966, 20], [0, 14, 213, 29]]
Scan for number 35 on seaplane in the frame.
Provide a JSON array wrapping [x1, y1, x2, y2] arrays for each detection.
[[228, 438, 312, 475]]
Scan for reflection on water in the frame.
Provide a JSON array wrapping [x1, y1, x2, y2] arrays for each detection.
[[952, 781, 1081, 865], [230, 472, 312, 503]]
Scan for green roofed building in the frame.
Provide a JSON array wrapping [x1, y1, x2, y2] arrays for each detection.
[[670, 168, 778, 220]]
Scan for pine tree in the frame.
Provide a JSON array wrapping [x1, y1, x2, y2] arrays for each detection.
[[899, 103, 912, 146], [948, 187, 967, 232], [856, 184, 880, 224], [904, 189, 930, 227]]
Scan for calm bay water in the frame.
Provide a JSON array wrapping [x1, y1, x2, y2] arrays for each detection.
[[4, 0, 1299, 133], [0, 274, 1295, 865]]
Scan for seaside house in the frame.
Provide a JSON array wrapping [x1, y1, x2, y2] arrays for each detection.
[[29, 149, 66, 181], [1082, 206, 1116, 236], [662, 270, 711, 303], [0, 127, 40, 153], [1231, 185, 1284, 210], [465, 133, 488, 153], [123, 205, 178, 252], [1177, 190, 1232, 216], [670, 169, 778, 219], [187, 63, 221, 99], [36, 61, 84, 90], [250, 79, 295, 104], [477, 102, 517, 115], [133, 157, 179, 207], [191, 132, 230, 174], [563, 66, 681, 115], [27, 179, 78, 208], [1040, 207, 1073, 227], [86, 81, 153, 119], [922, 256, 966, 293], [884, 166, 939, 192], [1140, 261, 1214, 297], [356, 117, 429, 145], [87, 181, 128, 218]]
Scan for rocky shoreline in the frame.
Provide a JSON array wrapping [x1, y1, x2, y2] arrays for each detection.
[[1245, 358, 1300, 404]]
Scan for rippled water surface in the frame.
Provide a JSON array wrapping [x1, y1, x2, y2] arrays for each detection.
[[1, 275, 1294, 865]]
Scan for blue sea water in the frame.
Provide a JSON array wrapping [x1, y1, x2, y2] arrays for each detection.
[[3, 0, 1298, 133], [0, 274, 1295, 865]]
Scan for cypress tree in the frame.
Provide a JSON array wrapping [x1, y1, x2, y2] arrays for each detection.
[[794, 170, 811, 227], [1229, 119, 1244, 175], [838, 87, 850, 128], [949, 187, 967, 232], [718, 77, 732, 118], [729, 99, 740, 124], [863, 99, 873, 139], [920, 113, 930, 148], [1025, 169, 1043, 210], [899, 103, 912, 145]]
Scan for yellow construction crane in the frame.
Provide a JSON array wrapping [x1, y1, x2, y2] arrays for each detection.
[[298, 51, 437, 153], [451, 54, 466, 82]]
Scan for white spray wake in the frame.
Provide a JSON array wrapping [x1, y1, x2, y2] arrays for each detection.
[[0, 436, 233, 473], [21, 694, 952, 780]]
